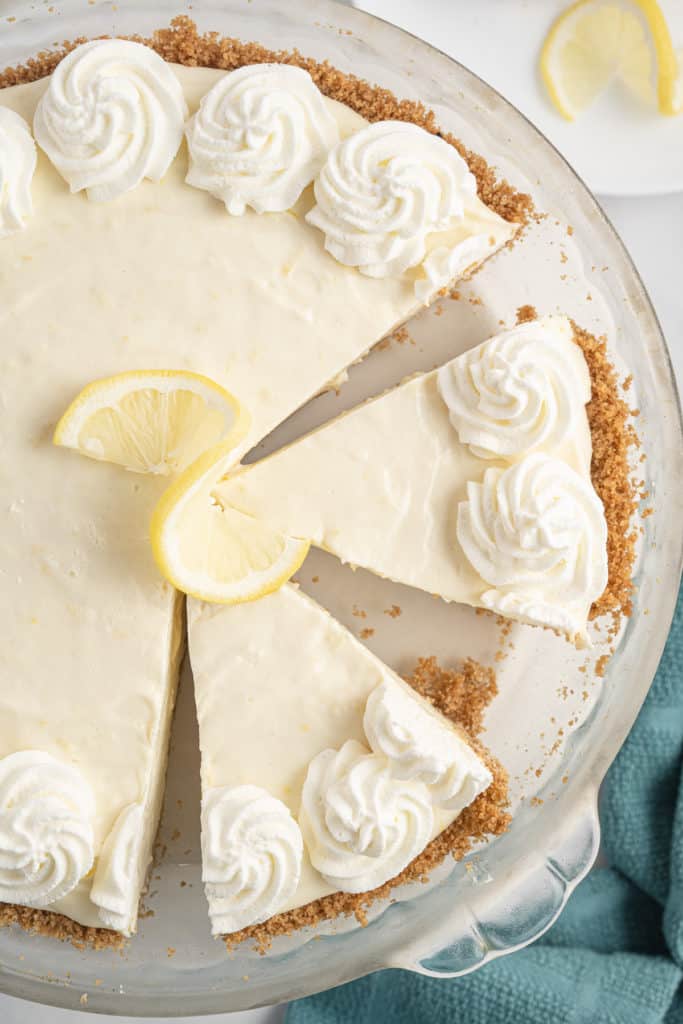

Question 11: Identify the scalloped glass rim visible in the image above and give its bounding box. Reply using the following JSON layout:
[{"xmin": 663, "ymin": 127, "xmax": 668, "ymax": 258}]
[{"xmin": 0, "ymin": 0, "xmax": 681, "ymax": 1016}]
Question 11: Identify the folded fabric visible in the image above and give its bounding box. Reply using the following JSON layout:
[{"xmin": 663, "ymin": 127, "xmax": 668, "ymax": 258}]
[{"xmin": 287, "ymin": 584, "xmax": 683, "ymax": 1024}]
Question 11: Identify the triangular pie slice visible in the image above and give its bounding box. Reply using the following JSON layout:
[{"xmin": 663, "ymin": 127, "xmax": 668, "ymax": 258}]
[
  {"xmin": 215, "ymin": 316, "xmax": 608, "ymax": 642},
  {"xmin": 189, "ymin": 583, "xmax": 493, "ymax": 937},
  {"xmin": 0, "ymin": 43, "xmax": 517, "ymax": 939}
]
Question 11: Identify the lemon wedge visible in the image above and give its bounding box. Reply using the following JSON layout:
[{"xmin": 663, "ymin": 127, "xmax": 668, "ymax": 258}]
[
  {"xmin": 150, "ymin": 443, "xmax": 310, "ymax": 604},
  {"xmin": 540, "ymin": 0, "xmax": 680, "ymax": 121},
  {"xmin": 54, "ymin": 370, "xmax": 250, "ymax": 475}
]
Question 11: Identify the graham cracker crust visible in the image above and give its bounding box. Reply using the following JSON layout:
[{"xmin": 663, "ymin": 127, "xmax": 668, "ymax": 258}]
[
  {"xmin": 0, "ymin": 903, "xmax": 122, "ymax": 951},
  {"xmin": 0, "ymin": 20, "xmax": 637, "ymax": 952},
  {"xmin": 576, "ymin": 324, "xmax": 639, "ymax": 629}
]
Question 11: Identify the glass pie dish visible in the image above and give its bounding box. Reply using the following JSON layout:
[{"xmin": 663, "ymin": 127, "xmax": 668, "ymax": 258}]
[{"xmin": 0, "ymin": 0, "xmax": 681, "ymax": 1015}]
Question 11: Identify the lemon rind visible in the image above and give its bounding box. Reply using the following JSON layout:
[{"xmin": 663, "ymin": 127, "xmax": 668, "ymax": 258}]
[
  {"xmin": 150, "ymin": 441, "xmax": 310, "ymax": 605},
  {"xmin": 53, "ymin": 369, "xmax": 248, "ymax": 465}
]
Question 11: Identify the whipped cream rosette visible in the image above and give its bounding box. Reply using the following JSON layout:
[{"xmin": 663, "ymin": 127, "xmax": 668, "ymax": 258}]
[
  {"xmin": 457, "ymin": 453, "xmax": 608, "ymax": 639},
  {"xmin": 34, "ymin": 39, "xmax": 187, "ymax": 201},
  {"xmin": 201, "ymin": 784, "xmax": 303, "ymax": 934},
  {"xmin": 438, "ymin": 316, "xmax": 591, "ymax": 461},
  {"xmin": 299, "ymin": 739, "xmax": 434, "ymax": 893},
  {"xmin": 0, "ymin": 751, "xmax": 95, "ymax": 907},
  {"xmin": 364, "ymin": 680, "xmax": 492, "ymax": 811},
  {"xmin": 306, "ymin": 120, "xmax": 477, "ymax": 278},
  {"xmin": 186, "ymin": 63, "xmax": 339, "ymax": 214}
]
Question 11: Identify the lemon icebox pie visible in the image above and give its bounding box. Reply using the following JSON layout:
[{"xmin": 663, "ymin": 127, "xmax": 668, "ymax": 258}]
[{"xmin": 0, "ymin": 22, "xmax": 635, "ymax": 948}]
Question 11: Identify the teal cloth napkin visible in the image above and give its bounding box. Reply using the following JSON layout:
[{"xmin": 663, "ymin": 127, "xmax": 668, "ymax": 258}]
[{"xmin": 287, "ymin": 584, "xmax": 683, "ymax": 1024}]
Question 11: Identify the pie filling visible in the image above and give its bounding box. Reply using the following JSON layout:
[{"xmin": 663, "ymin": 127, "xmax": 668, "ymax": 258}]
[
  {"xmin": 0, "ymin": 29, "xmax": 635, "ymax": 947},
  {"xmin": 190, "ymin": 585, "xmax": 493, "ymax": 937},
  {"xmin": 216, "ymin": 316, "xmax": 607, "ymax": 646}
]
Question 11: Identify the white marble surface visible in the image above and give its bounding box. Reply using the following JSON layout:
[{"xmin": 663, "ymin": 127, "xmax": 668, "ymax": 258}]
[
  {"xmin": 1, "ymin": 4, "xmax": 681, "ymax": 1022},
  {"xmin": 0, "ymin": 996, "xmax": 285, "ymax": 1024}
]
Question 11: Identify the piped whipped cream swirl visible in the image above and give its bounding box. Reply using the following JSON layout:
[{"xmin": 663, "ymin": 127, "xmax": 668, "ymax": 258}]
[
  {"xmin": 306, "ymin": 120, "xmax": 477, "ymax": 278},
  {"xmin": 457, "ymin": 453, "xmax": 608, "ymax": 637},
  {"xmin": 201, "ymin": 784, "xmax": 303, "ymax": 934},
  {"xmin": 186, "ymin": 64, "xmax": 339, "ymax": 214},
  {"xmin": 33, "ymin": 39, "xmax": 187, "ymax": 202},
  {"xmin": 299, "ymin": 739, "xmax": 433, "ymax": 893},
  {"xmin": 0, "ymin": 108, "xmax": 37, "ymax": 238},
  {"xmin": 90, "ymin": 802, "xmax": 144, "ymax": 933},
  {"xmin": 438, "ymin": 317, "xmax": 591, "ymax": 460},
  {"xmin": 0, "ymin": 750, "xmax": 95, "ymax": 907},
  {"xmin": 364, "ymin": 680, "xmax": 492, "ymax": 811}
]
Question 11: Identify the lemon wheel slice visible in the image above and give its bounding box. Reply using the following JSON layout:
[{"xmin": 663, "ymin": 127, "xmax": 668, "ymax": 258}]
[
  {"xmin": 150, "ymin": 443, "xmax": 310, "ymax": 604},
  {"xmin": 54, "ymin": 370, "xmax": 250, "ymax": 475},
  {"xmin": 540, "ymin": 0, "xmax": 680, "ymax": 121}
]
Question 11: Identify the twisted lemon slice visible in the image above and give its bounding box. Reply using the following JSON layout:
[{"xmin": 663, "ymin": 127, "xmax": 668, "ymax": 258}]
[
  {"xmin": 54, "ymin": 370, "xmax": 249, "ymax": 475},
  {"xmin": 541, "ymin": 0, "xmax": 680, "ymax": 120},
  {"xmin": 150, "ymin": 443, "xmax": 310, "ymax": 604},
  {"xmin": 56, "ymin": 369, "xmax": 306, "ymax": 602}
]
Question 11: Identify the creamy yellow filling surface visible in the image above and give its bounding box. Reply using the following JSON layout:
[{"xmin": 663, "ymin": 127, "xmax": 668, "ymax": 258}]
[{"xmin": 0, "ymin": 65, "xmax": 512, "ymax": 931}]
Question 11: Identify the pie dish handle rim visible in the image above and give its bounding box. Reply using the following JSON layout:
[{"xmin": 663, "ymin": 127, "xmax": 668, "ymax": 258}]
[{"xmin": 386, "ymin": 788, "xmax": 600, "ymax": 978}]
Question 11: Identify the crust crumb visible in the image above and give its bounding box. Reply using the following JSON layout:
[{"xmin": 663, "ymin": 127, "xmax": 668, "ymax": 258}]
[
  {"xmin": 375, "ymin": 325, "xmax": 416, "ymax": 351},
  {"xmin": 595, "ymin": 654, "xmax": 610, "ymax": 677},
  {"xmin": 408, "ymin": 655, "xmax": 497, "ymax": 736},
  {"xmin": 516, "ymin": 304, "xmax": 538, "ymax": 324}
]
